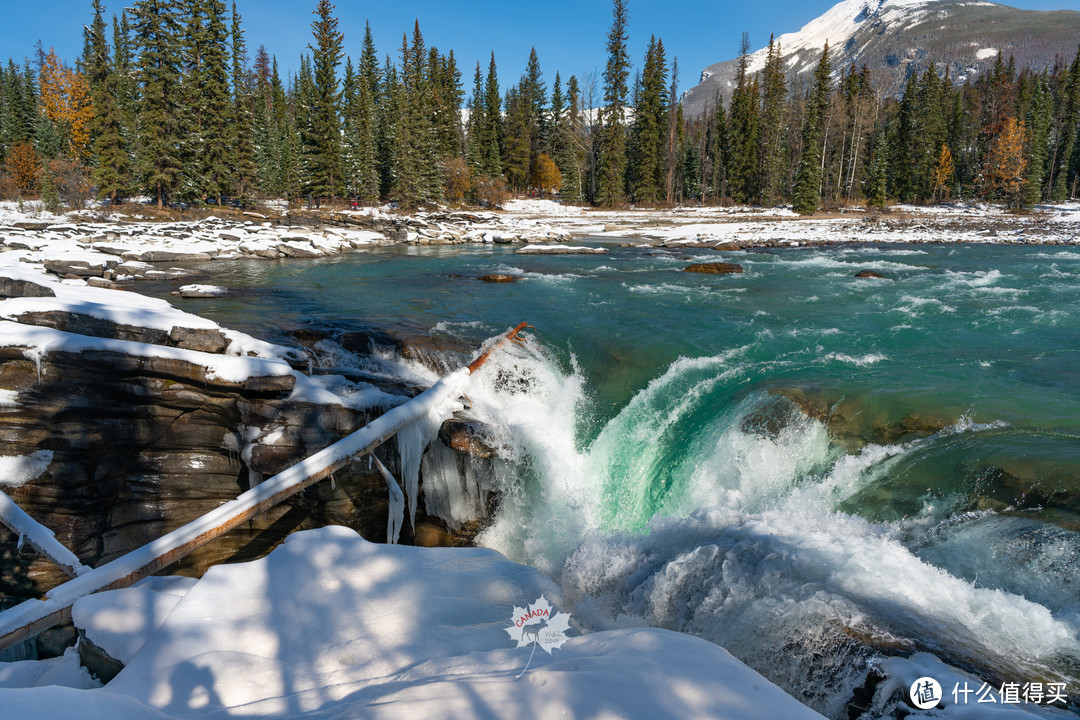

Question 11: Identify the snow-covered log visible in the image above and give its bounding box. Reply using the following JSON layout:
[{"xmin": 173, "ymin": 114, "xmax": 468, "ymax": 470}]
[
  {"xmin": 0, "ymin": 323, "xmax": 531, "ymax": 653},
  {"xmin": 0, "ymin": 490, "xmax": 87, "ymax": 579}
]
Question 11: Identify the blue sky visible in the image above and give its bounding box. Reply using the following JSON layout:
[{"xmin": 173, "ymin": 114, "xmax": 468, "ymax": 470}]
[{"xmin": 3, "ymin": 0, "xmax": 1079, "ymax": 95}]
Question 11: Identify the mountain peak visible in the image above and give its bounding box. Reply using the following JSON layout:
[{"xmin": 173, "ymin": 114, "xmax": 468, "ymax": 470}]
[{"xmin": 684, "ymin": 0, "xmax": 1076, "ymax": 118}]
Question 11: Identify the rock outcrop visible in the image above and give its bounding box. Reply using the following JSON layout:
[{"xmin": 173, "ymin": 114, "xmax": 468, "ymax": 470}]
[{"xmin": 0, "ymin": 283, "xmax": 500, "ymax": 637}]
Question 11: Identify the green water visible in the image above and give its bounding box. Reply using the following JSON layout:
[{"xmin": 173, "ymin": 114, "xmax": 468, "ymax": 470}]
[{"xmin": 153, "ymin": 241, "xmax": 1080, "ymax": 718}]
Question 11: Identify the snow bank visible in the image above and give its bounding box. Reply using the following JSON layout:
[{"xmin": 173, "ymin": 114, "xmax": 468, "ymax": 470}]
[
  {"xmin": 0, "ymin": 527, "xmax": 825, "ymax": 720},
  {"xmin": 0, "ymin": 450, "xmax": 53, "ymax": 489}
]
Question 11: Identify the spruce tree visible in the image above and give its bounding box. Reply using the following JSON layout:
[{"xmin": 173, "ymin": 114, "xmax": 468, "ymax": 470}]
[
  {"xmin": 200, "ymin": 0, "xmax": 233, "ymax": 202},
  {"xmin": 480, "ymin": 52, "xmax": 503, "ymax": 178},
  {"xmin": 132, "ymin": 0, "xmax": 183, "ymax": 208},
  {"xmin": 307, "ymin": 0, "xmax": 344, "ymax": 198},
  {"xmin": 759, "ymin": 35, "xmax": 786, "ymax": 207},
  {"xmin": 392, "ymin": 23, "xmax": 441, "ymax": 207},
  {"xmin": 465, "ymin": 61, "xmax": 485, "ymax": 171},
  {"xmin": 86, "ymin": 0, "xmax": 129, "ymax": 203},
  {"xmin": 1023, "ymin": 76, "xmax": 1051, "ymax": 208},
  {"xmin": 727, "ymin": 33, "xmax": 761, "ymax": 204},
  {"xmin": 375, "ymin": 55, "xmax": 400, "ymax": 198},
  {"xmin": 353, "ymin": 22, "xmax": 379, "ymax": 202},
  {"xmin": 627, "ymin": 36, "xmax": 667, "ymax": 204},
  {"xmin": 230, "ymin": 1, "xmax": 255, "ymax": 201},
  {"xmin": 792, "ymin": 42, "xmax": 832, "ymax": 215},
  {"xmin": 596, "ymin": 0, "xmax": 630, "ymax": 205}
]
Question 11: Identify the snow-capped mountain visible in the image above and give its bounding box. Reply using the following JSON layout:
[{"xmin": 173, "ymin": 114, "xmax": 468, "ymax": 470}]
[{"xmin": 682, "ymin": 0, "xmax": 1080, "ymax": 117}]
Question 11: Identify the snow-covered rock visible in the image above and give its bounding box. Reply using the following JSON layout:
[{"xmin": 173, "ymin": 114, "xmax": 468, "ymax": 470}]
[{"xmin": 1, "ymin": 527, "xmax": 825, "ymax": 720}]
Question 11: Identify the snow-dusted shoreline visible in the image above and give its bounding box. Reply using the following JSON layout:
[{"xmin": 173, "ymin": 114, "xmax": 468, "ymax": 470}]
[{"xmin": 1, "ymin": 198, "xmax": 1077, "ymax": 291}]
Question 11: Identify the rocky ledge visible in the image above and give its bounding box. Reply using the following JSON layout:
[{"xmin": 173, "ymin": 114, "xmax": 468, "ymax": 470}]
[{"xmin": 0, "ymin": 271, "xmax": 502, "ymax": 637}]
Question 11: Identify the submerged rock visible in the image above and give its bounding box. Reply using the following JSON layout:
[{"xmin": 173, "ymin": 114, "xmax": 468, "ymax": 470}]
[
  {"xmin": 683, "ymin": 262, "xmax": 745, "ymax": 275},
  {"xmin": 477, "ymin": 273, "xmax": 519, "ymax": 283},
  {"xmin": 854, "ymin": 270, "xmax": 889, "ymax": 279}
]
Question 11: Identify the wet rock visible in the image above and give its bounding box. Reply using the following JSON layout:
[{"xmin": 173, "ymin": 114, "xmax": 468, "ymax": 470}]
[
  {"xmin": 683, "ymin": 262, "xmax": 745, "ymax": 275},
  {"xmin": 712, "ymin": 242, "xmax": 742, "ymax": 251},
  {"xmin": 438, "ymin": 419, "xmax": 498, "ymax": 459},
  {"xmin": 854, "ymin": 270, "xmax": 889, "ymax": 279},
  {"xmin": 478, "ymin": 274, "xmax": 519, "ymax": 283}
]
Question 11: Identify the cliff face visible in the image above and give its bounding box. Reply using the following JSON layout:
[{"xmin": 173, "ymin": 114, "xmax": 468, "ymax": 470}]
[
  {"xmin": 682, "ymin": 0, "xmax": 1080, "ymax": 118},
  {"xmin": 0, "ymin": 281, "xmax": 492, "ymax": 615}
]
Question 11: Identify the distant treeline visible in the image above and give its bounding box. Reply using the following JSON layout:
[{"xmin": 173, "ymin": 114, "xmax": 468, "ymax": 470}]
[{"xmin": 0, "ymin": 0, "xmax": 1077, "ymax": 212}]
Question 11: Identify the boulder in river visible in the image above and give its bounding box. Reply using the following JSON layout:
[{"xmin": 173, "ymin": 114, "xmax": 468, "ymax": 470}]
[
  {"xmin": 478, "ymin": 274, "xmax": 519, "ymax": 283},
  {"xmin": 683, "ymin": 262, "xmax": 744, "ymax": 275},
  {"xmin": 854, "ymin": 270, "xmax": 889, "ymax": 279}
]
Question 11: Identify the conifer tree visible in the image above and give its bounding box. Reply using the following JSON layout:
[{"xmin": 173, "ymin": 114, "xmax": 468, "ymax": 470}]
[
  {"xmin": 627, "ymin": 35, "xmax": 667, "ymax": 203},
  {"xmin": 1023, "ymin": 76, "xmax": 1051, "ymax": 207},
  {"xmin": 307, "ymin": 0, "xmax": 344, "ymax": 197},
  {"xmin": 375, "ymin": 55, "xmax": 400, "ymax": 198},
  {"xmin": 727, "ymin": 33, "xmax": 761, "ymax": 204},
  {"xmin": 465, "ymin": 61, "xmax": 485, "ymax": 171},
  {"xmin": 230, "ymin": 1, "xmax": 255, "ymax": 200},
  {"xmin": 865, "ymin": 128, "xmax": 889, "ymax": 208},
  {"xmin": 392, "ymin": 23, "xmax": 441, "ymax": 207},
  {"xmin": 758, "ymin": 35, "xmax": 786, "ymax": 207},
  {"xmin": 132, "ymin": 0, "xmax": 183, "ymax": 208},
  {"xmin": 352, "ymin": 22, "xmax": 379, "ymax": 202},
  {"xmin": 87, "ymin": 0, "xmax": 128, "ymax": 203},
  {"xmin": 559, "ymin": 74, "xmax": 586, "ymax": 204},
  {"xmin": 502, "ymin": 85, "xmax": 530, "ymax": 190},
  {"xmin": 596, "ymin": 0, "xmax": 630, "ymax": 205},
  {"xmin": 480, "ymin": 52, "xmax": 503, "ymax": 178},
  {"xmin": 792, "ymin": 43, "xmax": 832, "ymax": 215},
  {"xmin": 200, "ymin": 0, "xmax": 233, "ymax": 202}
]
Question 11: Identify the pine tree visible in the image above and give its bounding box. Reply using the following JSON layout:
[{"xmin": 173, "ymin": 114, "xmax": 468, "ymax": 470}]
[
  {"xmin": 559, "ymin": 74, "xmax": 586, "ymax": 204},
  {"xmin": 375, "ymin": 55, "xmax": 400, "ymax": 198},
  {"xmin": 520, "ymin": 47, "xmax": 547, "ymax": 184},
  {"xmin": 792, "ymin": 43, "xmax": 832, "ymax": 215},
  {"xmin": 1023, "ymin": 76, "xmax": 1051, "ymax": 208},
  {"xmin": 465, "ymin": 61, "xmax": 484, "ymax": 171},
  {"xmin": 758, "ymin": 35, "xmax": 786, "ymax": 207},
  {"xmin": 627, "ymin": 35, "xmax": 667, "ymax": 203},
  {"xmin": 480, "ymin": 52, "xmax": 503, "ymax": 178},
  {"xmin": 865, "ymin": 128, "xmax": 889, "ymax": 208},
  {"xmin": 200, "ymin": 0, "xmax": 233, "ymax": 202},
  {"xmin": 87, "ymin": 0, "xmax": 129, "ymax": 203},
  {"xmin": 132, "ymin": 0, "xmax": 183, "ymax": 208},
  {"xmin": 307, "ymin": 0, "xmax": 344, "ymax": 198},
  {"xmin": 353, "ymin": 22, "xmax": 379, "ymax": 202},
  {"xmin": 230, "ymin": 1, "xmax": 255, "ymax": 201},
  {"xmin": 596, "ymin": 0, "xmax": 630, "ymax": 205},
  {"xmin": 392, "ymin": 23, "xmax": 441, "ymax": 207},
  {"xmin": 502, "ymin": 85, "xmax": 530, "ymax": 190},
  {"xmin": 727, "ymin": 33, "xmax": 761, "ymax": 204}
]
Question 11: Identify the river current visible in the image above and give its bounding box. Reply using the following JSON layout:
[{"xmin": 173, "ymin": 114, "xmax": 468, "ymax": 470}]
[{"xmin": 152, "ymin": 241, "xmax": 1080, "ymax": 718}]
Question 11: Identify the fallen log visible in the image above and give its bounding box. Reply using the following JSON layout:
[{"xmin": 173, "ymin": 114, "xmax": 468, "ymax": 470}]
[
  {"xmin": 0, "ymin": 491, "xmax": 87, "ymax": 579},
  {"xmin": 0, "ymin": 322, "xmax": 530, "ymax": 653}
]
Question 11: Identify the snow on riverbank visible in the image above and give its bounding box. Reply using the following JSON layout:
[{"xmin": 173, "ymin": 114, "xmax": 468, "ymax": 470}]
[{"xmin": 0, "ymin": 527, "xmax": 825, "ymax": 719}]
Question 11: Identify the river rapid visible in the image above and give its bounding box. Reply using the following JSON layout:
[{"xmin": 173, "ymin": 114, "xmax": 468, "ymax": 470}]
[{"xmin": 152, "ymin": 240, "xmax": 1080, "ymax": 719}]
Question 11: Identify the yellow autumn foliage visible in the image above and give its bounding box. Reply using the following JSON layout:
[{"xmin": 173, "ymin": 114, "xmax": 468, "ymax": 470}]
[{"xmin": 39, "ymin": 49, "xmax": 93, "ymax": 162}]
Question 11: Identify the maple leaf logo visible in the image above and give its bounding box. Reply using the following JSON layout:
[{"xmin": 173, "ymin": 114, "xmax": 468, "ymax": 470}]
[{"xmin": 505, "ymin": 595, "xmax": 572, "ymax": 659}]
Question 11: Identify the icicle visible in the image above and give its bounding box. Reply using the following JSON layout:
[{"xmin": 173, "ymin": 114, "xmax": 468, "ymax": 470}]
[
  {"xmin": 371, "ymin": 454, "xmax": 404, "ymax": 544},
  {"xmin": 16, "ymin": 534, "xmax": 25, "ymax": 551},
  {"xmin": 395, "ymin": 413, "xmax": 445, "ymax": 531},
  {"xmin": 330, "ymin": 473, "xmax": 336, "ymax": 491}
]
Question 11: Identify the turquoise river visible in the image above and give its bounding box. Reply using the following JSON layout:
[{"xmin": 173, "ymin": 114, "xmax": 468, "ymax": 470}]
[{"xmin": 151, "ymin": 240, "xmax": 1080, "ymax": 719}]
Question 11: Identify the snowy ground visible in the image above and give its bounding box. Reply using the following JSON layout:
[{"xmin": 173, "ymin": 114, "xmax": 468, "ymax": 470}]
[{"xmin": 0, "ymin": 528, "xmax": 826, "ymax": 720}]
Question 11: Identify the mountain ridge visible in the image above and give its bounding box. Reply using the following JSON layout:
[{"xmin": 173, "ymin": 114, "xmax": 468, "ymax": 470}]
[{"xmin": 682, "ymin": 0, "xmax": 1080, "ymax": 118}]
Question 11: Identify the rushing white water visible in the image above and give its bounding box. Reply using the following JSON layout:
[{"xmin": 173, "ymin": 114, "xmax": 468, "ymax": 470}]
[{"xmin": 414, "ymin": 334, "xmax": 1080, "ymax": 719}]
